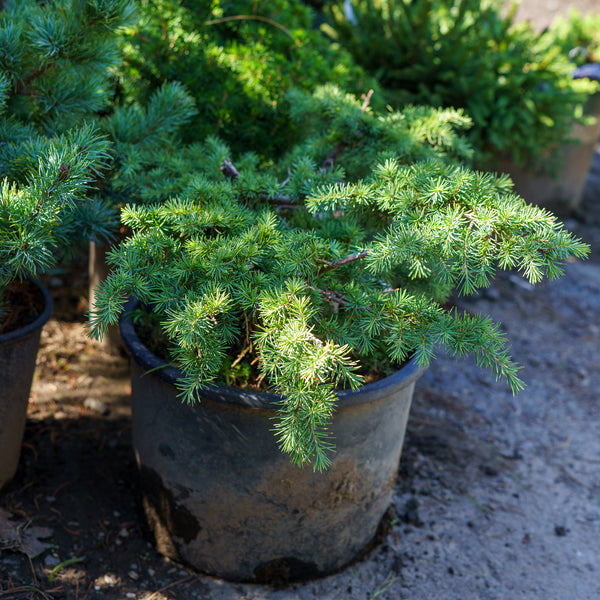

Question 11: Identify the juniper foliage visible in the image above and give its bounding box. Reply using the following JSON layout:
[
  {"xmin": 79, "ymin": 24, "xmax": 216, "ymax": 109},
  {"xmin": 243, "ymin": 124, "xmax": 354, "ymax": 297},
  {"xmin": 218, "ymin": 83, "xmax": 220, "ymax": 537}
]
[{"xmin": 88, "ymin": 140, "xmax": 589, "ymax": 470}]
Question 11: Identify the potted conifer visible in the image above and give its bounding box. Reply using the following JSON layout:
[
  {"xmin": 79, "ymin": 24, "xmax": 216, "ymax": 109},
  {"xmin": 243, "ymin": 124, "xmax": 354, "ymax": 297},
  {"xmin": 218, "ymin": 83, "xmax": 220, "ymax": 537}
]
[
  {"xmin": 0, "ymin": 0, "xmax": 134, "ymax": 490},
  {"xmin": 88, "ymin": 105, "xmax": 588, "ymax": 580},
  {"xmin": 324, "ymin": 0, "xmax": 599, "ymax": 214}
]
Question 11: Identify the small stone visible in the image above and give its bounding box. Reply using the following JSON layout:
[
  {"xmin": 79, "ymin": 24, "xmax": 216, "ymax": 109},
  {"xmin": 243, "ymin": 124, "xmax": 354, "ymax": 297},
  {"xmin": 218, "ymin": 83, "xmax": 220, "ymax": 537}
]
[
  {"xmin": 126, "ymin": 594, "xmax": 136, "ymax": 599},
  {"xmin": 481, "ymin": 465, "xmax": 498, "ymax": 477},
  {"xmin": 96, "ymin": 573, "xmax": 117, "ymax": 587},
  {"xmin": 128, "ymin": 570, "xmax": 140, "ymax": 581},
  {"xmin": 508, "ymin": 274, "xmax": 534, "ymax": 291},
  {"xmin": 147, "ymin": 567, "xmax": 155, "ymax": 577},
  {"xmin": 555, "ymin": 525, "xmax": 568, "ymax": 537},
  {"xmin": 84, "ymin": 397, "xmax": 110, "ymax": 415},
  {"xmin": 119, "ymin": 528, "xmax": 130, "ymax": 538},
  {"xmin": 44, "ymin": 554, "xmax": 61, "ymax": 568},
  {"xmin": 482, "ymin": 287, "xmax": 501, "ymax": 301}
]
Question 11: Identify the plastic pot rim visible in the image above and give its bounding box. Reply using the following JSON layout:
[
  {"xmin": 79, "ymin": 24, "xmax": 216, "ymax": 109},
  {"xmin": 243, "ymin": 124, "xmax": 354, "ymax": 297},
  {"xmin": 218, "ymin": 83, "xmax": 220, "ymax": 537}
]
[
  {"xmin": 0, "ymin": 279, "xmax": 54, "ymax": 346},
  {"xmin": 119, "ymin": 298, "xmax": 423, "ymax": 410}
]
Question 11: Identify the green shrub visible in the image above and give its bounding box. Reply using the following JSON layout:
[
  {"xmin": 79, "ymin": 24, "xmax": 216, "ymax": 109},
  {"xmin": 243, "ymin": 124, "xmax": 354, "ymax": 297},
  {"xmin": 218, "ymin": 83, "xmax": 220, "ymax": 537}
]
[
  {"xmin": 545, "ymin": 8, "xmax": 600, "ymax": 66},
  {"xmin": 88, "ymin": 135, "xmax": 588, "ymax": 470},
  {"xmin": 324, "ymin": 0, "xmax": 598, "ymax": 170},
  {"xmin": 116, "ymin": 0, "xmax": 379, "ymax": 158}
]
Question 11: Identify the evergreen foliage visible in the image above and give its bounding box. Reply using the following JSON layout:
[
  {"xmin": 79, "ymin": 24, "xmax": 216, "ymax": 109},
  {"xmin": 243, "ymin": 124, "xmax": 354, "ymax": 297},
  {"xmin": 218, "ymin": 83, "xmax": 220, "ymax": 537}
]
[
  {"xmin": 0, "ymin": 0, "xmax": 198, "ymax": 321},
  {"xmin": 0, "ymin": 0, "xmax": 136, "ymax": 321},
  {"xmin": 115, "ymin": 0, "xmax": 378, "ymax": 157},
  {"xmin": 324, "ymin": 0, "xmax": 598, "ymax": 170},
  {"xmin": 107, "ymin": 85, "xmax": 474, "ymax": 205},
  {"xmin": 88, "ymin": 138, "xmax": 589, "ymax": 470},
  {"xmin": 283, "ymin": 84, "xmax": 474, "ymax": 179},
  {"xmin": 544, "ymin": 8, "xmax": 600, "ymax": 67}
]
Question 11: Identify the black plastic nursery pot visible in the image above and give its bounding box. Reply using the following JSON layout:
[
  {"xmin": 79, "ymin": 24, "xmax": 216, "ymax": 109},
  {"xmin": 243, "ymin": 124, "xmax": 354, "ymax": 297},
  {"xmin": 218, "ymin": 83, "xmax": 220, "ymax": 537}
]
[
  {"xmin": 119, "ymin": 299, "xmax": 423, "ymax": 582},
  {"xmin": 0, "ymin": 279, "xmax": 53, "ymax": 491}
]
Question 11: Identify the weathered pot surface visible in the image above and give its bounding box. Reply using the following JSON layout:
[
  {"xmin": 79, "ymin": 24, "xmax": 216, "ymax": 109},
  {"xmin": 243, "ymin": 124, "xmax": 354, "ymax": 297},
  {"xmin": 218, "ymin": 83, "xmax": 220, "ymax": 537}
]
[{"xmin": 120, "ymin": 299, "xmax": 422, "ymax": 582}]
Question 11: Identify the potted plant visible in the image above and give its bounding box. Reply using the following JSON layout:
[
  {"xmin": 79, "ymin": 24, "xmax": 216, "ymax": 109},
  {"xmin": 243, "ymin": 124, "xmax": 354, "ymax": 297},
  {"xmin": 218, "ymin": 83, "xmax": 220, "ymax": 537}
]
[
  {"xmin": 323, "ymin": 0, "xmax": 599, "ymax": 213},
  {"xmin": 88, "ymin": 121, "xmax": 588, "ymax": 580},
  {"xmin": 491, "ymin": 8, "xmax": 600, "ymax": 215},
  {"xmin": 0, "ymin": 125, "xmax": 113, "ymax": 490},
  {"xmin": 0, "ymin": 0, "xmax": 135, "ymax": 490}
]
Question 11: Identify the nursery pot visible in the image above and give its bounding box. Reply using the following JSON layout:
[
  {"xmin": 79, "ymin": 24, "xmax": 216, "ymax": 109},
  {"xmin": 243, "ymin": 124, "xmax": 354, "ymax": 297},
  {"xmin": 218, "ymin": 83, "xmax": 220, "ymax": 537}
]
[
  {"xmin": 120, "ymin": 300, "xmax": 423, "ymax": 582},
  {"xmin": 0, "ymin": 279, "xmax": 53, "ymax": 490},
  {"xmin": 494, "ymin": 64, "xmax": 600, "ymax": 216}
]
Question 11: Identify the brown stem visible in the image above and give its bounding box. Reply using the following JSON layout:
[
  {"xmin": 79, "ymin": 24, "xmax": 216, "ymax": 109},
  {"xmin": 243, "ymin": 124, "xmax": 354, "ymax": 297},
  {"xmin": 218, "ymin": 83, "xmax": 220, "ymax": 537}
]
[
  {"xmin": 361, "ymin": 89, "xmax": 374, "ymax": 113},
  {"xmin": 317, "ymin": 250, "xmax": 369, "ymax": 273},
  {"xmin": 9, "ymin": 63, "xmax": 55, "ymax": 98},
  {"xmin": 320, "ymin": 143, "xmax": 347, "ymax": 173},
  {"xmin": 220, "ymin": 158, "xmax": 239, "ymax": 181},
  {"xmin": 310, "ymin": 286, "xmax": 350, "ymax": 307}
]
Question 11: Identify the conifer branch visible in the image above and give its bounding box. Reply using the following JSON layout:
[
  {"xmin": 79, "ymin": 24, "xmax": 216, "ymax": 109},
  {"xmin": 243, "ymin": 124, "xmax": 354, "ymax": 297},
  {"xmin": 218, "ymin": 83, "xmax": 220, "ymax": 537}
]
[{"xmin": 204, "ymin": 15, "xmax": 296, "ymax": 41}]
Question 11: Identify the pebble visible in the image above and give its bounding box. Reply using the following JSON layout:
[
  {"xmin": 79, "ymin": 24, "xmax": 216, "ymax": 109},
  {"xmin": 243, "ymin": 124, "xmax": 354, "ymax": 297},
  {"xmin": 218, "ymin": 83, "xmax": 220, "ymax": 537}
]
[
  {"xmin": 95, "ymin": 573, "xmax": 117, "ymax": 588},
  {"xmin": 84, "ymin": 397, "xmax": 110, "ymax": 415},
  {"xmin": 128, "ymin": 570, "xmax": 140, "ymax": 580},
  {"xmin": 44, "ymin": 554, "xmax": 61, "ymax": 568}
]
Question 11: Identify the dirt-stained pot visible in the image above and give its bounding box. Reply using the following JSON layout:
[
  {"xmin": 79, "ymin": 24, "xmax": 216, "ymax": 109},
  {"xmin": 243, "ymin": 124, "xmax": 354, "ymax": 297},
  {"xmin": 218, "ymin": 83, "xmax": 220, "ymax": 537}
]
[
  {"xmin": 0, "ymin": 279, "xmax": 53, "ymax": 491},
  {"xmin": 119, "ymin": 299, "xmax": 423, "ymax": 582}
]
